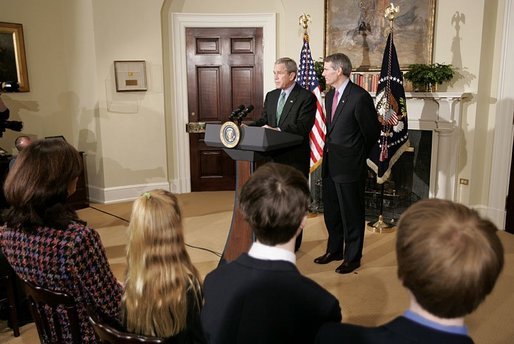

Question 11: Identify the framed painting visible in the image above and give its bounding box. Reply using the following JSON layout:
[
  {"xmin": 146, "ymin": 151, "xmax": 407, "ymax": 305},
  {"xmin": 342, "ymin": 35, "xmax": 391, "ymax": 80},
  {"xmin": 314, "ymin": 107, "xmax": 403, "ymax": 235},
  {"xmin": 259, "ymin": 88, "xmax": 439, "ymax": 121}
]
[
  {"xmin": 114, "ymin": 60, "xmax": 148, "ymax": 92},
  {"xmin": 325, "ymin": 0, "xmax": 436, "ymax": 71},
  {"xmin": 0, "ymin": 22, "xmax": 30, "ymax": 92}
]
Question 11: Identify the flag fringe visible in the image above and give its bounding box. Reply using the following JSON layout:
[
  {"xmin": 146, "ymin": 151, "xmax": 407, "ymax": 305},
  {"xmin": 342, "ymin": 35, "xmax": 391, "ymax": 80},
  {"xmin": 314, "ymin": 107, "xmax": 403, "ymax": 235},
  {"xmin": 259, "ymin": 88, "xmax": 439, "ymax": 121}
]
[
  {"xmin": 367, "ymin": 139, "xmax": 410, "ymax": 184},
  {"xmin": 310, "ymin": 159, "xmax": 322, "ymax": 174}
]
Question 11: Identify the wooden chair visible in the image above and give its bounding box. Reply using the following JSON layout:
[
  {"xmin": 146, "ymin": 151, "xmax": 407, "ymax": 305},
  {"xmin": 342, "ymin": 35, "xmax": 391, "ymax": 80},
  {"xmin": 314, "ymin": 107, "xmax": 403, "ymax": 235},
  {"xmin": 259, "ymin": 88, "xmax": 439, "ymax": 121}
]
[
  {"xmin": 88, "ymin": 311, "xmax": 172, "ymax": 344},
  {"xmin": 0, "ymin": 267, "xmax": 20, "ymax": 337},
  {"xmin": 21, "ymin": 279, "xmax": 82, "ymax": 343}
]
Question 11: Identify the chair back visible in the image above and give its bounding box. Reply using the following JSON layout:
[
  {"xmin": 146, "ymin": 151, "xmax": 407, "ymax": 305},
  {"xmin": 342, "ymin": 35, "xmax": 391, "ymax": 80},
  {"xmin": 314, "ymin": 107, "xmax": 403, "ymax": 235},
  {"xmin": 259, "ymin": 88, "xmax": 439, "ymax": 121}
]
[
  {"xmin": 0, "ymin": 264, "xmax": 20, "ymax": 337},
  {"xmin": 88, "ymin": 312, "xmax": 172, "ymax": 344},
  {"xmin": 21, "ymin": 279, "xmax": 82, "ymax": 343}
]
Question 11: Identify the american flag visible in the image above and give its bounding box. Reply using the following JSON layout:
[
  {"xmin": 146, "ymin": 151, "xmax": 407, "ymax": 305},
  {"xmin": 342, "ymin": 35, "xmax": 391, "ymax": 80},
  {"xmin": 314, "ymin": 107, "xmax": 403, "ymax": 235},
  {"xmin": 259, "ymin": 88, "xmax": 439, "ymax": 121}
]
[
  {"xmin": 297, "ymin": 34, "xmax": 326, "ymax": 173},
  {"xmin": 367, "ymin": 32, "xmax": 409, "ymax": 183}
]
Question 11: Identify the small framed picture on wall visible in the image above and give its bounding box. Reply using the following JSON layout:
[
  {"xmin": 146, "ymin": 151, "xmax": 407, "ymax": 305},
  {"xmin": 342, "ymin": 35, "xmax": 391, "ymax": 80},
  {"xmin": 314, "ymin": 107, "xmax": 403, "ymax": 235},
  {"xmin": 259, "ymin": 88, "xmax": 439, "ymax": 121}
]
[{"xmin": 114, "ymin": 60, "xmax": 147, "ymax": 92}]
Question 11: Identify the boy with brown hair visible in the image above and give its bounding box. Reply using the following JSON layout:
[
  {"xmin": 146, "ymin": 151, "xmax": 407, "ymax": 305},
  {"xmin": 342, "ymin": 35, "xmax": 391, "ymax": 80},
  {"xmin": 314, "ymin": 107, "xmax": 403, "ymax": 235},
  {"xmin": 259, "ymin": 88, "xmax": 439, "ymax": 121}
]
[
  {"xmin": 202, "ymin": 163, "xmax": 341, "ymax": 344},
  {"xmin": 316, "ymin": 198, "xmax": 504, "ymax": 344}
]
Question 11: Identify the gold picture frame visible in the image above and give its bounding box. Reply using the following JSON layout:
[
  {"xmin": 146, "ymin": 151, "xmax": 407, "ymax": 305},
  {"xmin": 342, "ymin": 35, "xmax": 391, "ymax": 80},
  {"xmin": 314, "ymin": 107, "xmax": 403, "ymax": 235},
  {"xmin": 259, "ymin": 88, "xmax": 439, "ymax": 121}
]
[
  {"xmin": 324, "ymin": 0, "xmax": 436, "ymax": 71},
  {"xmin": 0, "ymin": 22, "xmax": 30, "ymax": 92},
  {"xmin": 114, "ymin": 60, "xmax": 148, "ymax": 92}
]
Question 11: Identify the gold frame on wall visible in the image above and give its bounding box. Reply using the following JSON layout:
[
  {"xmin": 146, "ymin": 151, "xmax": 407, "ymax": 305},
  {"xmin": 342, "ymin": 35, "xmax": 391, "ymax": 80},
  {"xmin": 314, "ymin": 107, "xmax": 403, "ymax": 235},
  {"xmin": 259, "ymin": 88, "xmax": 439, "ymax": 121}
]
[
  {"xmin": 0, "ymin": 22, "xmax": 30, "ymax": 92},
  {"xmin": 324, "ymin": 0, "xmax": 436, "ymax": 71}
]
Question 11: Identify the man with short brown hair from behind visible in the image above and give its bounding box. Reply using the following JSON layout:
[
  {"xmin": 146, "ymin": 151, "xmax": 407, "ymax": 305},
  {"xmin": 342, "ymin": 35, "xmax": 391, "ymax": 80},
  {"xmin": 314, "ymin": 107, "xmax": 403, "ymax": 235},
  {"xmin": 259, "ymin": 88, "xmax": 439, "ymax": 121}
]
[
  {"xmin": 202, "ymin": 163, "xmax": 341, "ymax": 344},
  {"xmin": 316, "ymin": 198, "xmax": 504, "ymax": 344}
]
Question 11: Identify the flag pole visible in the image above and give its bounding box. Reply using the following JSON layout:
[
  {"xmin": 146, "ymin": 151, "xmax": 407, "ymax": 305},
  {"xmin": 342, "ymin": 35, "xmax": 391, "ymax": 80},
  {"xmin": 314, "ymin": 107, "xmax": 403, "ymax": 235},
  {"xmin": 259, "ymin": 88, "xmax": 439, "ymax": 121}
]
[
  {"xmin": 367, "ymin": 4, "xmax": 400, "ymax": 234},
  {"xmin": 367, "ymin": 184, "xmax": 395, "ymax": 233},
  {"xmin": 299, "ymin": 13, "xmax": 311, "ymax": 39},
  {"xmin": 298, "ymin": 13, "xmax": 325, "ymax": 214}
]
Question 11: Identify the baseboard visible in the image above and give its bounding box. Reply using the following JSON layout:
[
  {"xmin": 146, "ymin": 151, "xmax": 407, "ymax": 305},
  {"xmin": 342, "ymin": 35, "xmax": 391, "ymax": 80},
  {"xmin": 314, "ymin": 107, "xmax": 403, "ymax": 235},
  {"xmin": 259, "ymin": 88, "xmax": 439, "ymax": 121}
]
[
  {"xmin": 472, "ymin": 204, "xmax": 506, "ymax": 231},
  {"xmin": 486, "ymin": 207, "xmax": 507, "ymax": 231},
  {"xmin": 88, "ymin": 182, "xmax": 171, "ymax": 204},
  {"xmin": 169, "ymin": 177, "xmax": 191, "ymax": 193}
]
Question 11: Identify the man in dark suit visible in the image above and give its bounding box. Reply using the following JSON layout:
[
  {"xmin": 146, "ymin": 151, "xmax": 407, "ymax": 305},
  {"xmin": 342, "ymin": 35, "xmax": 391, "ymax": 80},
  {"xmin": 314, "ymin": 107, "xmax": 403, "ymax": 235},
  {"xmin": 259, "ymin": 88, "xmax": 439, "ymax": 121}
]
[
  {"xmin": 313, "ymin": 53, "xmax": 380, "ymax": 274},
  {"xmin": 250, "ymin": 57, "xmax": 316, "ymax": 251},
  {"xmin": 201, "ymin": 163, "xmax": 342, "ymax": 344},
  {"xmin": 250, "ymin": 57, "xmax": 316, "ymax": 178},
  {"xmin": 315, "ymin": 199, "xmax": 504, "ymax": 344}
]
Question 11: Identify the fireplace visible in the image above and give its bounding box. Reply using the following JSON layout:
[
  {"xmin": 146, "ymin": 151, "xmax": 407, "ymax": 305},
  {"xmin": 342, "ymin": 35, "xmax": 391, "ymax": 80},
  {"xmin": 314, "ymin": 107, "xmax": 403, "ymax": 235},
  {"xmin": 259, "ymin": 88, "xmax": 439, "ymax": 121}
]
[{"xmin": 365, "ymin": 130, "xmax": 432, "ymax": 223}]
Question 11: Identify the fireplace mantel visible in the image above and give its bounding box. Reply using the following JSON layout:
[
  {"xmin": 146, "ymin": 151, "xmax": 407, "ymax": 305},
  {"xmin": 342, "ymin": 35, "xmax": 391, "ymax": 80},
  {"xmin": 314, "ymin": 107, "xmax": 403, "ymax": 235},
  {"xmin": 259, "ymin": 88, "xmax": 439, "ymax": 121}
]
[{"xmin": 386, "ymin": 92, "xmax": 472, "ymax": 200}]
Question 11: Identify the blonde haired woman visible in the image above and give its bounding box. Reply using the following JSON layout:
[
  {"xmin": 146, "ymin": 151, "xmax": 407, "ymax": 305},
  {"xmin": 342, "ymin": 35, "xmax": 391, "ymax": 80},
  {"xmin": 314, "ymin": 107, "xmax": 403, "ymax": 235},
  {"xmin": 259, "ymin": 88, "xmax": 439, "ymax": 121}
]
[{"xmin": 121, "ymin": 189, "xmax": 205, "ymax": 343}]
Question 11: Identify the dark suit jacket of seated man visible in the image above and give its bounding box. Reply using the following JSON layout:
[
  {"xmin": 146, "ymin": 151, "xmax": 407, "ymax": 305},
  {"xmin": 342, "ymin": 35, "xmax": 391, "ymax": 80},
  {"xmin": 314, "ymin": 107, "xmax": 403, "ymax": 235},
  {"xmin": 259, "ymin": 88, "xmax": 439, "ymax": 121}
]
[{"xmin": 201, "ymin": 163, "xmax": 342, "ymax": 344}]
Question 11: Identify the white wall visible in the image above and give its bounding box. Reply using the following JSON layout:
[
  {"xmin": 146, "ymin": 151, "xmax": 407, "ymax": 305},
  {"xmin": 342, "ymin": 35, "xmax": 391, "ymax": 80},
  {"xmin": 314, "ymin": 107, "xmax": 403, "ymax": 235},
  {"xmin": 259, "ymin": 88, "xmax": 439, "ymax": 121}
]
[
  {"xmin": 1, "ymin": 0, "xmax": 75, "ymax": 145},
  {"xmin": 0, "ymin": 0, "xmax": 168, "ymax": 203},
  {"xmin": 88, "ymin": 0, "xmax": 168, "ymax": 202},
  {"xmin": 433, "ymin": 0, "xmax": 486, "ymax": 207}
]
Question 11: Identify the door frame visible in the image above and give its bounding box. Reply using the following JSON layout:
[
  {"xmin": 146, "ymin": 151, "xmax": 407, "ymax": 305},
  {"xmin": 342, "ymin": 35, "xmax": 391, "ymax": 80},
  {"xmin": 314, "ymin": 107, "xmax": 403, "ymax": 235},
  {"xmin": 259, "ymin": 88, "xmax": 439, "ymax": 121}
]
[
  {"xmin": 167, "ymin": 13, "xmax": 276, "ymax": 193},
  {"xmin": 488, "ymin": 0, "xmax": 514, "ymax": 229}
]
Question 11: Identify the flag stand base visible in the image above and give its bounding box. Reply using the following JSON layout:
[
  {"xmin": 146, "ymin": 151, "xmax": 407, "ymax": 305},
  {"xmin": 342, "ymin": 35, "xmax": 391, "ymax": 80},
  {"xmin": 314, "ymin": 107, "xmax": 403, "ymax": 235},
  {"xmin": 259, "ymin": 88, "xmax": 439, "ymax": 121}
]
[{"xmin": 366, "ymin": 215, "xmax": 396, "ymax": 233}]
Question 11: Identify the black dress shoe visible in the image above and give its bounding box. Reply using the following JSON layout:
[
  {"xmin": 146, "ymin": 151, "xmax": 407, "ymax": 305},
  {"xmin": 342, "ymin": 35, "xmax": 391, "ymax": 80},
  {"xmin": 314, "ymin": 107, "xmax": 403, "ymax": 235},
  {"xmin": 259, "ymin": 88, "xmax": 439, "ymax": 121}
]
[
  {"xmin": 314, "ymin": 252, "xmax": 344, "ymax": 264},
  {"xmin": 335, "ymin": 261, "xmax": 361, "ymax": 274}
]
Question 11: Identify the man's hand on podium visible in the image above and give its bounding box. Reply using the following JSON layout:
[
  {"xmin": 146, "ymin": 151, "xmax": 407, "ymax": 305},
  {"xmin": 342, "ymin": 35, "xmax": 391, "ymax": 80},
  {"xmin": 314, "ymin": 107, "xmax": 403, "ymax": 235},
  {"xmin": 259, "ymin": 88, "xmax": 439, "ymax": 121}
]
[{"xmin": 262, "ymin": 125, "xmax": 280, "ymax": 131}]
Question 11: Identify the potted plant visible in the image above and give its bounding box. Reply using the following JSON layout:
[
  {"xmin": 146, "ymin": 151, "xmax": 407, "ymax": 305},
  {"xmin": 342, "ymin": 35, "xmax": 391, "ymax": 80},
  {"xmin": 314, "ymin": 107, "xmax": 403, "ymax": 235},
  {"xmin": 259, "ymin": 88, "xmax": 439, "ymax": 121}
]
[
  {"xmin": 404, "ymin": 63, "xmax": 455, "ymax": 92},
  {"xmin": 314, "ymin": 59, "xmax": 327, "ymax": 91}
]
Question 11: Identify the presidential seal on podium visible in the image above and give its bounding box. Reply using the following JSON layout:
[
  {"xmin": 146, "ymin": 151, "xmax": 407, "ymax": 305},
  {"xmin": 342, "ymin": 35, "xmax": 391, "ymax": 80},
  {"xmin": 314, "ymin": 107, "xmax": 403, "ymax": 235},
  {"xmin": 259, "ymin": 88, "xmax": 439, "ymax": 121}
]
[{"xmin": 219, "ymin": 121, "xmax": 240, "ymax": 148}]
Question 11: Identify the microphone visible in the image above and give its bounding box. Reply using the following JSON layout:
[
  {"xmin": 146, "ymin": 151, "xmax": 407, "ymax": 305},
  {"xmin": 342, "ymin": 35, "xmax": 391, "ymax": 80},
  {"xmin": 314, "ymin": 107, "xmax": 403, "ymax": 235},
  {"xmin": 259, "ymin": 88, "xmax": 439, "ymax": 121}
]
[
  {"xmin": 229, "ymin": 104, "xmax": 245, "ymax": 120},
  {"xmin": 238, "ymin": 105, "xmax": 254, "ymax": 119}
]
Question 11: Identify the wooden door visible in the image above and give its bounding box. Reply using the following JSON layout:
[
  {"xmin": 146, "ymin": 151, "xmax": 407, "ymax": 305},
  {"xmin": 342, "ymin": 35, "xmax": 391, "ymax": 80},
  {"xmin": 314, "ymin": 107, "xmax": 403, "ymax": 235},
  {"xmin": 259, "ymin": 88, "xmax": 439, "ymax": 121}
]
[{"xmin": 186, "ymin": 27, "xmax": 263, "ymax": 191}]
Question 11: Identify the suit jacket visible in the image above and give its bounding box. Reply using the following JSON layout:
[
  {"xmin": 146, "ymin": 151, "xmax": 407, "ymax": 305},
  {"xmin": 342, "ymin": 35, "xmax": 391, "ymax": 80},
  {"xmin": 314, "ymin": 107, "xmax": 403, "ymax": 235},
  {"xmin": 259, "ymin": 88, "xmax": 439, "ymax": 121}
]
[
  {"xmin": 322, "ymin": 81, "xmax": 380, "ymax": 183},
  {"xmin": 251, "ymin": 83, "xmax": 316, "ymax": 176},
  {"xmin": 315, "ymin": 316, "xmax": 474, "ymax": 344},
  {"xmin": 201, "ymin": 254, "xmax": 342, "ymax": 344}
]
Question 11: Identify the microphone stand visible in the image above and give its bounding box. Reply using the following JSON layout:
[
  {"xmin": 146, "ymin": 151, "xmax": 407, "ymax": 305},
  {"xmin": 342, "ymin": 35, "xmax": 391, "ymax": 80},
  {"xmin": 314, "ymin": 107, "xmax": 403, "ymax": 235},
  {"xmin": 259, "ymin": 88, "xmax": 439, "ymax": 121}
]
[
  {"xmin": 234, "ymin": 106, "xmax": 254, "ymax": 125},
  {"xmin": 232, "ymin": 115, "xmax": 243, "ymax": 126}
]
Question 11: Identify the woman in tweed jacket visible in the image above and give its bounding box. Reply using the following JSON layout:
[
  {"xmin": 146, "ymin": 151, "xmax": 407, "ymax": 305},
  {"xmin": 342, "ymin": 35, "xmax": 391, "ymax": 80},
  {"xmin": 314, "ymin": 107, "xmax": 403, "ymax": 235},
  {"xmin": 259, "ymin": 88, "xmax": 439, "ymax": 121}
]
[{"xmin": 0, "ymin": 138, "xmax": 123, "ymax": 343}]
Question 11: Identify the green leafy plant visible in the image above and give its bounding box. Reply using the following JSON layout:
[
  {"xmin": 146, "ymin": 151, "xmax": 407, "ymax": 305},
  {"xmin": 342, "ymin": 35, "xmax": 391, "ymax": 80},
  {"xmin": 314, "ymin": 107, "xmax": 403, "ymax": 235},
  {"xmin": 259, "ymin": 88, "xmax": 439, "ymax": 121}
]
[
  {"xmin": 314, "ymin": 58, "xmax": 326, "ymax": 91},
  {"xmin": 404, "ymin": 63, "xmax": 455, "ymax": 91}
]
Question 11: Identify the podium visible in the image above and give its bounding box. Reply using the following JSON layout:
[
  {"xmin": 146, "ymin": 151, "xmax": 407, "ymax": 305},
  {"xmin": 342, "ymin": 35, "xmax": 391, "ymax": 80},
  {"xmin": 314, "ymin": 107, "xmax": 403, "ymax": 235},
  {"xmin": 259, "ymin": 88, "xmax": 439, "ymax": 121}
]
[{"xmin": 204, "ymin": 124, "xmax": 303, "ymax": 263}]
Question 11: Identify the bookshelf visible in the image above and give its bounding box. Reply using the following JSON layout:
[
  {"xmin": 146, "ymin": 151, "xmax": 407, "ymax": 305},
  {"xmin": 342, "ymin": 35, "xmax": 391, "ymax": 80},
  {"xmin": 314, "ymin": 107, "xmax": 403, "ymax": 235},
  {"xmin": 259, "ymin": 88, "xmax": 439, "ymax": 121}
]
[{"xmin": 351, "ymin": 72, "xmax": 380, "ymax": 93}]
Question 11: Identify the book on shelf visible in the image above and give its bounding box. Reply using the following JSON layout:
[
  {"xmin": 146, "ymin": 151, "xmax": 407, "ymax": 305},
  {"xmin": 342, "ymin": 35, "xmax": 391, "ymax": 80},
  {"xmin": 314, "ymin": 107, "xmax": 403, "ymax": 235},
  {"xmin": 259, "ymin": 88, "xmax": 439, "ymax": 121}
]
[{"xmin": 351, "ymin": 72, "xmax": 380, "ymax": 93}]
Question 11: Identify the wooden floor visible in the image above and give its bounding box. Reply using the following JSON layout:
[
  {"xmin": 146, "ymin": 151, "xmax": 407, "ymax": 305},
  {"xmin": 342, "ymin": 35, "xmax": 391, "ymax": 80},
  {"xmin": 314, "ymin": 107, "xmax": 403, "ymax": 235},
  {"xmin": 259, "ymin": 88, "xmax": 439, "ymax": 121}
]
[{"xmin": 1, "ymin": 191, "xmax": 514, "ymax": 344}]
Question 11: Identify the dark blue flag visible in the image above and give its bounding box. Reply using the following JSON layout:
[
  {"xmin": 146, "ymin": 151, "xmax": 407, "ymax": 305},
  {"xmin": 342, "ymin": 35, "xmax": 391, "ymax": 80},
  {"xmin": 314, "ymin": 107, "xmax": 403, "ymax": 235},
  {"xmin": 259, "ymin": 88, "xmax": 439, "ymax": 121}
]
[{"xmin": 367, "ymin": 32, "xmax": 409, "ymax": 184}]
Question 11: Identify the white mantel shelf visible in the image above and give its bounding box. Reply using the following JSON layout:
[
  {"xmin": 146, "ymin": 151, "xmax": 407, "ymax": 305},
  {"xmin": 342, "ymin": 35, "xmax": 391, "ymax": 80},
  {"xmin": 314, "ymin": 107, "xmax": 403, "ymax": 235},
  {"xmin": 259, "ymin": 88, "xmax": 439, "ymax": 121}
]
[
  {"xmin": 404, "ymin": 91, "xmax": 472, "ymax": 99},
  {"xmin": 370, "ymin": 91, "xmax": 472, "ymax": 99}
]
